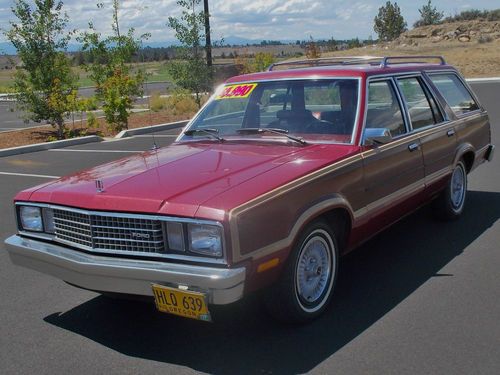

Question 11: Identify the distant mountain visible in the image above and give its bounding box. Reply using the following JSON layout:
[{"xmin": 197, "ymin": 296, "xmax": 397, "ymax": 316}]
[{"xmin": 0, "ymin": 36, "xmax": 298, "ymax": 56}]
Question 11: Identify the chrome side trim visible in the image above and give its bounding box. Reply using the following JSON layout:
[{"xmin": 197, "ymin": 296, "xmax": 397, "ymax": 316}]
[
  {"xmin": 239, "ymin": 164, "xmax": 454, "ymax": 263},
  {"xmin": 424, "ymin": 167, "xmax": 452, "ymax": 186},
  {"xmin": 5, "ymin": 235, "xmax": 245, "ymax": 305}
]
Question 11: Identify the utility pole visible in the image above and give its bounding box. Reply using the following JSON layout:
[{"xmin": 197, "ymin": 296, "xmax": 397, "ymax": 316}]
[{"xmin": 203, "ymin": 0, "xmax": 212, "ymax": 68}]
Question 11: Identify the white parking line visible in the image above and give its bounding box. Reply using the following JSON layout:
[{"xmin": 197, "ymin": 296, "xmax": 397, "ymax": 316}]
[
  {"xmin": 48, "ymin": 149, "xmax": 139, "ymax": 153},
  {"xmin": 133, "ymin": 135, "xmax": 179, "ymax": 138},
  {"xmin": 0, "ymin": 171, "xmax": 59, "ymax": 179}
]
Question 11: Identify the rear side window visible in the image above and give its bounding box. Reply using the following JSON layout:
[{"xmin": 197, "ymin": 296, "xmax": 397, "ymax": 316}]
[
  {"xmin": 397, "ymin": 77, "xmax": 441, "ymax": 130},
  {"xmin": 429, "ymin": 73, "xmax": 479, "ymax": 115}
]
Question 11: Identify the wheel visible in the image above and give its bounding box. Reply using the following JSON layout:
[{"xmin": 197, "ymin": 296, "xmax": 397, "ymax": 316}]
[
  {"xmin": 433, "ymin": 160, "xmax": 467, "ymax": 220},
  {"xmin": 264, "ymin": 220, "xmax": 339, "ymax": 323}
]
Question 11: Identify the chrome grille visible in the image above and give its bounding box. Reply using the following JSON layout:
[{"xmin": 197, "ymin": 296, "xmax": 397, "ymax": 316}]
[{"xmin": 53, "ymin": 209, "xmax": 165, "ymax": 255}]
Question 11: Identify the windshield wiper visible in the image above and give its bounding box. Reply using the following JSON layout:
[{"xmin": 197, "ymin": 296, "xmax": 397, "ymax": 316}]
[
  {"xmin": 236, "ymin": 128, "xmax": 307, "ymax": 145},
  {"xmin": 183, "ymin": 128, "xmax": 225, "ymax": 142}
]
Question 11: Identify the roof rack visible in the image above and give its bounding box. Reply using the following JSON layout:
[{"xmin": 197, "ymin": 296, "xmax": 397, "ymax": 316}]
[
  {"xmin": 267, "ymin": 56, "xmax": 382, "ymax": 71},
  {"xmin": 267, "ymin": 55, "xmax": 447, "ymax": 71},
  {"xmin": 379, "ymin": 55, "xmax": 447, "ymax": 67}
]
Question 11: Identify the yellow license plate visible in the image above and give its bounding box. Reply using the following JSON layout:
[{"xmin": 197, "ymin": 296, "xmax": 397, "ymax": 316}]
[{"xmin": 152, "ymin": 284, "xmax": 211, "ymax": 322}]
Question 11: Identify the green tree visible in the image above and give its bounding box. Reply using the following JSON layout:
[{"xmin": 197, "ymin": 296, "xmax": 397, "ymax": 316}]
[
  {"xmin": 374, "ymin": 1, "xmax": 407, "ymax": 41},
  {"xmin": 414, "ymin": 0, "xmax": 443, "ymax": 27},
  {"xmin": 253, "ymin": 52, "xmax": 275, "ymax": 72},
  {"xmin": 305, "ymin": 36, "xmax": 321, "ymax": 59},
  {"xmin": 167, "ymin": 0, "xmax": 212, "ymax": 108},
  {"xmin": 235, "ymin": 52, "xmax": 275, "ymax": 74},
  {"xmin": 79, "ymin": 1, "xmax": 148, "ymax": 132},
  {"xmin": 5, "ymin": 0, "xmax": 77, "ymax": 139}
]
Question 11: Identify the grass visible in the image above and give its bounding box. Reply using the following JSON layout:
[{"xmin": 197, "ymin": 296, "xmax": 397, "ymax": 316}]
[{"xmin": 0, "ymin": 61, "xmax": 174, "ymax": 91}]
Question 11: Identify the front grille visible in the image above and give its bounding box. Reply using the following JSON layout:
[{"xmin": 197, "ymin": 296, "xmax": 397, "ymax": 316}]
[{"xmin": 53, "ymin": 209, "xmax": 165, "ymax": 255}]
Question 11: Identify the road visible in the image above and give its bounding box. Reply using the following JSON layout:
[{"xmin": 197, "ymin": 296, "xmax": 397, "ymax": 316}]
[
  {"xmin": 0, "ymin": 82, "xmax": 170, "ymax": 132},
  {"xmin": 0, "ymin": 81, "xmax": 498, "ymax": 374}
]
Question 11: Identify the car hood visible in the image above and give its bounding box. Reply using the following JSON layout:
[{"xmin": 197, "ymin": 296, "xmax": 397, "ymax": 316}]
[{"xmin": 19, "ymin": 141, "xmax": 359, "ymax": 219}]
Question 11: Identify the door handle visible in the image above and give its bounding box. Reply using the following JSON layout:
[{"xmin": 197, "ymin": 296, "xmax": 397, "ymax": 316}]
[
  {"xmin": 447, "ymin": 129, "xmax": 456, "ymax": 137},
  {"xmin": 408, "ymin": 143, "xmax": 420, "ymax": 152}
]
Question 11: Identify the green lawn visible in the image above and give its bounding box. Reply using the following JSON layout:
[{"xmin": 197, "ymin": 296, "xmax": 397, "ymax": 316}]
[{"xmin": 0, "ymin": 61, "xmax": 173, "ymax": 91}]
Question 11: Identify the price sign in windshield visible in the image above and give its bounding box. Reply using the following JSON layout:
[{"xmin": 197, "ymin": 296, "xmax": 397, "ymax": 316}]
[{"xmin": 216, "ymin": 83, "xmax": 258, "ymax": 100}]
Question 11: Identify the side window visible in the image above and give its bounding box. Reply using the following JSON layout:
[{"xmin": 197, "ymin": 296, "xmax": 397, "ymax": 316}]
[
  {"xmin": 429, "ymin": 73, "xmax": 479, "ymax": 115},
  {"xmin": 366, "ymin": 80, "xmax": 406, "ymax": 137},
  {"xmin": 397, "ymin": 77, "xmax": 438, "ymax": 130}
]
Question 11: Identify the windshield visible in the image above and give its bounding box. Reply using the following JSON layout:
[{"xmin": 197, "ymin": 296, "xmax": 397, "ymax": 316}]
[{"xmin": 180, "ymin": 79, "xmax": 360, "ymax": 144}]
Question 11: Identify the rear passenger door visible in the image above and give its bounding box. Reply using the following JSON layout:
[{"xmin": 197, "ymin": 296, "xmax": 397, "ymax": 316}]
[
  {"xmin": 361, "ymin": 78, "xmax": 425, "ymax": 231},
  {"xmin": 395, "ymin": 75, "xmax": 455, "ymax": 196}
]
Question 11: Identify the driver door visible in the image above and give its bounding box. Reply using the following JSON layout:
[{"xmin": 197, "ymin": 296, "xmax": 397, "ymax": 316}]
[{"xmin": 361, "ymin": 78, "xmax": 425, "ymax": 232}]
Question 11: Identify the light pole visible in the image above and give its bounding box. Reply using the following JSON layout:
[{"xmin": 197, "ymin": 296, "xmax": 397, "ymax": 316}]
[{"xmin": 203, "ymin": 0, "xmax": 212, "ymax": 68}]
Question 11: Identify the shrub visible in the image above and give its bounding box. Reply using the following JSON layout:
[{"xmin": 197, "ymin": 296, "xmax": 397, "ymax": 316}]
[
  {"xmin": 165, "ymin": 89, "xmax": 199, "ymax": 115},
  {"xmin": 478, "ymin": 35, "xmax": 493, "ymax": 44},
  {"xmin": 443, "ymin": 9, "xmax": 500, "ymax": 23},
  {"xmin": 150, "ymin": 91, "xmax": 167, "ymax": 112}
]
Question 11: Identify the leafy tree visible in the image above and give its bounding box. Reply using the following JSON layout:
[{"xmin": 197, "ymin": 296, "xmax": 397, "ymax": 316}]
[
  {"xmin": 305, "ymin": 36, "xmax": 321, "ymax": 59},
  {"xmin": 326, "ymin": 37, "xmax": 338, "ymax": 52},
  {"xmin": 374, "ymin": 1, "xmax": 407, "ymax": 41},
  {"xmin": 253, "ymin": 53, "xmax": 275, "ymax": 72},
  {"xmin": 414, "ymin": 1, "xmax": 443, "ymax": 27},
  {"xmin": 5, "ymin": 0, "xmax": 77, "ymax": 139},
  {"xmin": 348, "ymin": 38, "xmax": 362, "ymax": 49},
  {"xmin": 79, "ymin": 1, "xmax": 148, "ymax": 132},
  {"xmin": 235, "ymin": 52, "xmax": 275, "ymax": 75},
  {"xmin": 167, "ymin": 0, "xmax": 213, "ymax": 109}
]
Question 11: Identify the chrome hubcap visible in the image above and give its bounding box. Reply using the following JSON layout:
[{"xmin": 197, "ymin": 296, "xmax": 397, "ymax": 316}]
[
  {"xmin": 296, "ymin": 235, "xmax": 331, "ymax": 305},
  {"xmin": 451, "ymin": 165, "xmax": 465, "ymax": 210}
]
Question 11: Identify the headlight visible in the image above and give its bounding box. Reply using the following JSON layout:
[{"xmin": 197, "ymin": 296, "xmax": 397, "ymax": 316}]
[
  {"xmin": 188, "ymin": 224, "xmax": 223, "ymax": 257},
  {"xmin": 19, "ymin": 206, "xmax": 43, "ymax": 232}
]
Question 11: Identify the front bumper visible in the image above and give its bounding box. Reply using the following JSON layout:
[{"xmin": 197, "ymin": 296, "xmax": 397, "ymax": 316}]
[
  {"xmin": 485, "ymin": 144, "xmax": 495, "ymax": 162},
  {"xmin": 4, "ymin": 235, "xmax": 246, "ymax": 305}
]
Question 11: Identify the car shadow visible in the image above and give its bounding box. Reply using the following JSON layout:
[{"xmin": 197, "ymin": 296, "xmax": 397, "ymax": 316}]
[{"xmin": 44, "ymin": 190, "xmax": 500, "ymax": 374}]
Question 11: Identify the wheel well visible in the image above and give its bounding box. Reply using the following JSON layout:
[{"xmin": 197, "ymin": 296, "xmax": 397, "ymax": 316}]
[
  {"xmin": 461, "ymin": 151, "xmax": 475, "ymax": 173},
  {"xmin": 319, "ymin": 208, "xmax": 351, "ymax": 251}
]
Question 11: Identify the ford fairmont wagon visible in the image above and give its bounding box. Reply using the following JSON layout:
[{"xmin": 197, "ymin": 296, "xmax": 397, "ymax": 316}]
[{"xmin": 5, "ymin": 56, "xmax": 494, "ymax": 322}]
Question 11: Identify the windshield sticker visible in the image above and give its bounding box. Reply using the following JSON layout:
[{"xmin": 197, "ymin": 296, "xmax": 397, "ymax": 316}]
[{"xmin": 216, "ymin": 83, "xmax": 257, "ymax": 100}]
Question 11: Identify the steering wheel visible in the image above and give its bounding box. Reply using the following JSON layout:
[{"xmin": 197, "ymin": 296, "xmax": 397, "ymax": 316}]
[{"xmin": 303, "ymin": 119, "xmax": 343, "ymax": 134}]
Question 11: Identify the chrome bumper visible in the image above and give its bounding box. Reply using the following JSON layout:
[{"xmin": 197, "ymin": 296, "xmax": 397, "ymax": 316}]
[
  {"xmin": 4, "ymin": 235, "xmax": 246, "ymax": 305},
  {"xmin": 485, "ymin": 144, "xmax": 495, "ymax": 162}
]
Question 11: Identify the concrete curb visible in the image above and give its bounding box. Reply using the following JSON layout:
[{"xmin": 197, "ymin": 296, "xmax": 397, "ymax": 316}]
[
  {"xmin": 0, "ymin": 135, "xmax": 102, "ymax": 157},
  {"xmin": 115, "ymin": 120, "xmax": 189, "ymax": 139}
]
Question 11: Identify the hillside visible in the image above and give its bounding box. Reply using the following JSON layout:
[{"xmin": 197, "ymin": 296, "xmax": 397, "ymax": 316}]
[{"xmin": 321, "ymin": 21, "xmax": 500, "ymax": 78}]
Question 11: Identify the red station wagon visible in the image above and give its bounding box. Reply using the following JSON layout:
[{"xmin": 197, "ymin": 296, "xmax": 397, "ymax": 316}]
[{"xmin": 5, "ymin": 56, "xmax": 495, "ymax": 322}]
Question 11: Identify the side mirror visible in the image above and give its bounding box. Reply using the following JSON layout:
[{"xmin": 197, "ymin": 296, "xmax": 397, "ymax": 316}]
[{"xmin": 363, "ymin": 128, "xmax": 392, "ymax": 146}]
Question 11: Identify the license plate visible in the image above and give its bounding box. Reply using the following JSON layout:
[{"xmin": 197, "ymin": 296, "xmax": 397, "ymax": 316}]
[{"xmin": 152, "ymin": 284, "xmax": 211, "ymax": 322}]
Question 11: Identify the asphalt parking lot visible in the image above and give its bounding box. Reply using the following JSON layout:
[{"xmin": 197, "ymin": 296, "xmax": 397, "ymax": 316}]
[{"xmin": 0, "ymin": 81, "xmax": 499, "ymax": 374}]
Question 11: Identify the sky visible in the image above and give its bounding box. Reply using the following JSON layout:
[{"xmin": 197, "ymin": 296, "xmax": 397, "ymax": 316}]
[{"xmin": 0, "ymin": 0, "xmax": 497, "ymax": 44}]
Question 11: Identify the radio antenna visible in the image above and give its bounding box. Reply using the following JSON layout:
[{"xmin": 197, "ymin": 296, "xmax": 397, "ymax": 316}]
[{"xmin": 140, "ymin": 40, "xmax": 159, "ymax": 151}]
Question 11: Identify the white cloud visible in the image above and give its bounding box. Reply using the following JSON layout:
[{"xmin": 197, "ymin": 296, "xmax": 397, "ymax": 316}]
[{"xmin": 0, "ymin": 0, "xmax": 495, "ymax": 44}]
